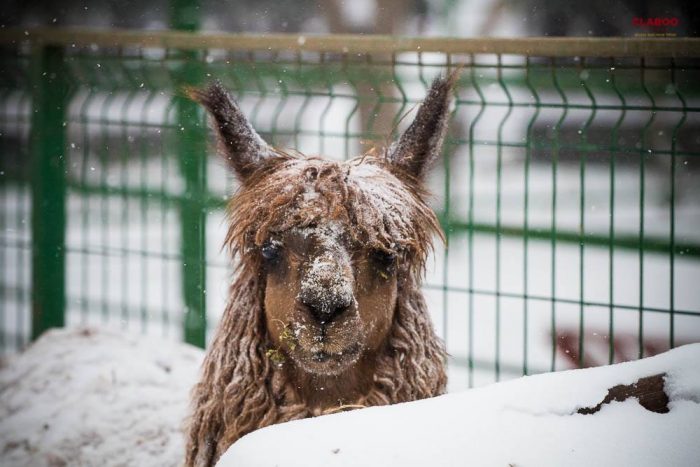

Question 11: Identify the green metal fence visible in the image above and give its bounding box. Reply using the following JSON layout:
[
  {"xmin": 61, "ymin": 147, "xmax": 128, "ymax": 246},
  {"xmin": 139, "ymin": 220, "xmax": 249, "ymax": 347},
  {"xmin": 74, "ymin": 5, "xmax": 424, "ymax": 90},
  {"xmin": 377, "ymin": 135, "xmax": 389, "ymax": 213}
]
[{"xmin": 1, "ymin": 29, "xmax": 699, "ymax": 389}]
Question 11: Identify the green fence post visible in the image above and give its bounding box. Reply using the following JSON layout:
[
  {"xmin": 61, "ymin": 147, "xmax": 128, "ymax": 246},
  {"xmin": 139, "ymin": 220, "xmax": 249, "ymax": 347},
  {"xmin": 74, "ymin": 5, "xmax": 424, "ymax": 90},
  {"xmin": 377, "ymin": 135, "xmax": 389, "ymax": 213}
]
[
  {"xmin": 171, "ymin": 0, "xmax": 207, "ymax": 348},
  {"xmin": 30, "ymin": 44, "xmax": 69, "ymax": 340},
  {"xmin": 176, "ymin": 83, "xmax": 207, "ymax": 349}
]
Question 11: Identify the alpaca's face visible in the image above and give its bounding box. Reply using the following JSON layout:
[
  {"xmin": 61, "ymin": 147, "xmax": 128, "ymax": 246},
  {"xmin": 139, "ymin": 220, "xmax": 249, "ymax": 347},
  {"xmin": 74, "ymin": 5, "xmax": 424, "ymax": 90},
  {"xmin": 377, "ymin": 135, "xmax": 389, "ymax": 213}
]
[
  {"xmin": 215, "ymin": 153, "xmax": 442, "ymax": 377},
  {"xmin": 250, "ymin": 159, "xmax": 422, "ymax": 375},
  {"xmin": 262, "ymin": 206, "xmax": 398, "ymax": 375}
]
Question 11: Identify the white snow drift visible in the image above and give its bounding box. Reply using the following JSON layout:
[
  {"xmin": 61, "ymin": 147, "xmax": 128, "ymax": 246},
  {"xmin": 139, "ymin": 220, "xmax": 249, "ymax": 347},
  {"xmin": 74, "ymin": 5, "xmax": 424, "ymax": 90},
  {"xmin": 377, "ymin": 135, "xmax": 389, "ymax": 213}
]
[
  {"xmin": 219, "ymin": 343, "xmax": 700, "ymax": 467},
  {"xmin": 0, "ymin": 327, "xmax": 203, "ymax": 467},
  {"xmin": 1, "ymin": 328, "xmax": 698, "ymax": 467}
]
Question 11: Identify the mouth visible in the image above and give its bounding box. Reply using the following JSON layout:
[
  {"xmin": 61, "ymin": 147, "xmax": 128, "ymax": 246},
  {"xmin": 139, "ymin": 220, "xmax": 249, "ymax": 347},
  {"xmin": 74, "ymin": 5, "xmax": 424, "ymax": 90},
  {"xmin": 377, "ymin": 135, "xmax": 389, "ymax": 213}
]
[
  {"xmin": 311, "ymin": 351, "xmax": 332, "ymax": 362},
  {"xmin": 309, "ymin": 343, "xmax": 360, "ymax": 363},
  {"xmin": 284, "ymin": 316, "xmax": 365, "ymax": 374},
  {"xmin": 293, "ymin": 342, "xmax": 362, "ymax": 375}
]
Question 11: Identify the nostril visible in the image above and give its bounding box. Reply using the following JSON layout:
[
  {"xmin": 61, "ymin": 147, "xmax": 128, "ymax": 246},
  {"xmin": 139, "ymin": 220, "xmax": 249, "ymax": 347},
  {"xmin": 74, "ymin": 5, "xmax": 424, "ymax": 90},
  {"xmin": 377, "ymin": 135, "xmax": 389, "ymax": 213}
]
[
  {"xmin": 328, "ymin": 303, "xmax": 350, "ymax": 322},
  {"xmin": 303, "ymin": 299, "xmax": 351, "ymax": 325}
]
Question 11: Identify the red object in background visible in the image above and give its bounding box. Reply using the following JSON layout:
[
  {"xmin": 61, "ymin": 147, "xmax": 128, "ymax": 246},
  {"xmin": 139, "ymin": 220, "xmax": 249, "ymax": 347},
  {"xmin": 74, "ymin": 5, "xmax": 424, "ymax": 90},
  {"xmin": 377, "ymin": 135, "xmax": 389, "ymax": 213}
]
[{"xmin": 555, "ymin": 329, "xmax": 692, "ymax": 369}]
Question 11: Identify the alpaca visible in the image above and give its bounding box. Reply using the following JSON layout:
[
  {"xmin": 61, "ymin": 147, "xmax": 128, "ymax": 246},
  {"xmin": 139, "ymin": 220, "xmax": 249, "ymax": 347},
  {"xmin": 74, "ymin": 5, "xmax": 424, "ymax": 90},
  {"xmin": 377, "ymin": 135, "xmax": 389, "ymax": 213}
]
[{"xmin": 185, "ymin": 71, "xmax": 458, "ymax": 466}]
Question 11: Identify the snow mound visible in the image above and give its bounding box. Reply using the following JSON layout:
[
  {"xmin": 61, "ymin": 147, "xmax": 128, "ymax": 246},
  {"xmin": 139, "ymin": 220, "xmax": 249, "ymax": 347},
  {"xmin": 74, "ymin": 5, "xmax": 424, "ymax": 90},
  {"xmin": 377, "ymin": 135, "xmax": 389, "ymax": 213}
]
[
  {"xmin": 219, "ymin": 343, "xmax": 700, "ymax": 467},
  {"xmin": 0, "ymin": 327, "xmax": 204, "ymax": 467}
]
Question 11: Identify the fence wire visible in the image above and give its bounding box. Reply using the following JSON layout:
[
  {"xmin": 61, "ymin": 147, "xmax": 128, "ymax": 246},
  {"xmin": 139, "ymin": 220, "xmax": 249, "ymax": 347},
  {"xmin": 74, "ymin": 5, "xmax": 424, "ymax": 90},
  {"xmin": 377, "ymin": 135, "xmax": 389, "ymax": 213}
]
[{"xmin": 1, "ymin": 30, "xmax": 699, "ymax": 390}]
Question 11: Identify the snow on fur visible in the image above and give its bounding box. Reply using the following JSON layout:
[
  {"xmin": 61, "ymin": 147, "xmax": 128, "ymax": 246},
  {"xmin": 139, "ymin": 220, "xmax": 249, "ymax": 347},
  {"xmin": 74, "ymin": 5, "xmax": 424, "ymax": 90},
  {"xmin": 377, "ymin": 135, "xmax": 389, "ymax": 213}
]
[
  {"xmin": 185, "ymin": 76, "xmax": 454, "ymax": 465},
  {"xmin": 0, "ymin": 327, "xmax": 203, "ymax": 467},
  {"xmin": 218, "ymin": 343, "xmax": 700, "ymax": 467}
]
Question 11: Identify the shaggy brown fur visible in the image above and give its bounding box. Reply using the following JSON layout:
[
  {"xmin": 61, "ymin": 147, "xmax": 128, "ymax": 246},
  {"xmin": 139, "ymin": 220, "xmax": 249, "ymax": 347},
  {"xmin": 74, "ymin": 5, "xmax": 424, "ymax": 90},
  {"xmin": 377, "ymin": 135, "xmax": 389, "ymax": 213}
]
[{"xmin": 185, "ymin": 73, "xmax": 458, "ymax": 466}]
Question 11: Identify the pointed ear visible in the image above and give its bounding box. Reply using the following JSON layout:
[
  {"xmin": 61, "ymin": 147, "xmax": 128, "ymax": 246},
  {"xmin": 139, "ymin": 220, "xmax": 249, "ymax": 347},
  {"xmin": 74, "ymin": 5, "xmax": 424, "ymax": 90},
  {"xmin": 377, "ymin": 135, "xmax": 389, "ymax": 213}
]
[
  {"xmin": 388, "ymin": 71, "xmax": 459, "ymax": 180},
  {"xmin": 188, "ymin": 81, "xmax": 273, "ymax": 181}
]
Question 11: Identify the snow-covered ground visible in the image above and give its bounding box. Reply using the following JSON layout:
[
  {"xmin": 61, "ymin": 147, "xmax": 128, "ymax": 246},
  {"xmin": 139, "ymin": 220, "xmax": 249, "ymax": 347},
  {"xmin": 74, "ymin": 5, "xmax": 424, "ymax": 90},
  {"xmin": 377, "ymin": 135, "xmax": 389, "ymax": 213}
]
[
  {"xmin": 218, "ymin": 343, "xmax": 700, "ymax": 467},
  {"xmin": 0, "ymin": 327, "xmax": 203, "ymax": 467},
  {"xmin": 2, "ymin": 327, "xmax": 697, "ymax": 467}
]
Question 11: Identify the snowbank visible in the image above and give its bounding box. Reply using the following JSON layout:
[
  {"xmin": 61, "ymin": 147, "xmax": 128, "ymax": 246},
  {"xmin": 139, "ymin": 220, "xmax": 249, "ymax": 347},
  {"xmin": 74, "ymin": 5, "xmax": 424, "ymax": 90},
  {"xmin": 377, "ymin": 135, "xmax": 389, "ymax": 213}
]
[
  {"xmin": 2, "ymin": 329, "xmax": 697, "ymax": 467},
  {"xmin": 219, "ymin": 343, "xmax": 700, "ymax": 467},
  {"xmin": 0, "ymin": 327, "xmax": 203, "ymax": 467}
]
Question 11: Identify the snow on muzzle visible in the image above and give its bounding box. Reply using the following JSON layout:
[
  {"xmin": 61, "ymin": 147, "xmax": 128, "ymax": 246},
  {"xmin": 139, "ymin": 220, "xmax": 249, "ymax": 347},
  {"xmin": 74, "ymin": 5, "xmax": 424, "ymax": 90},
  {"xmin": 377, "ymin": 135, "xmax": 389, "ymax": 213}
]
[{"xmin": 298, "ymin": 250, "xmax": 354, "ymax": 325}]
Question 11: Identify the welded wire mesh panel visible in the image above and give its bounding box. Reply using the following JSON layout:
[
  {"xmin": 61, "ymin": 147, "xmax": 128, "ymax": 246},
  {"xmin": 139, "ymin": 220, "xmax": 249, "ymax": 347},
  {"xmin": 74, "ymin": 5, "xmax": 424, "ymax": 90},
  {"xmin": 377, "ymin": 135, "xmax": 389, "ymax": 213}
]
[
  {"xmin": 441, "ymin": 54, "xmax": 700, "ymax": 388},
  {"xmin": 0, "ymin": 32, "xmax": 698, "ymax": 391},
  {"xmin": 0, "ymin": 45, "xmax": 31, "ymax": 351}
]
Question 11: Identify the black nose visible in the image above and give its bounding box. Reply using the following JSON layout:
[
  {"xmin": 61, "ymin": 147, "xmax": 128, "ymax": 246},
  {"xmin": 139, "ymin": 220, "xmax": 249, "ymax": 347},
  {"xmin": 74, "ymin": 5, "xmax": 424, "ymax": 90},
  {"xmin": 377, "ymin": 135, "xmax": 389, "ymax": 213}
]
[{"xmin": 300, "ymin": 292, "xmax": 352, "ymax": 325}]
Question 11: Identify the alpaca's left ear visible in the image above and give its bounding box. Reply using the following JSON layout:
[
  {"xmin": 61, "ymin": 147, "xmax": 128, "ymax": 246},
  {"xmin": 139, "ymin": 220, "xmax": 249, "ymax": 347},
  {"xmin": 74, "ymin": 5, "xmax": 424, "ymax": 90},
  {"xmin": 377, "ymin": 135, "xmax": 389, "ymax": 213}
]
[
  {"xmin": 188, "ymin": 81, "xmax": 273, "ymax": 181},
  {"xmin": 388, "ymin": 71, "xmax": 459, "ymax": 180}
]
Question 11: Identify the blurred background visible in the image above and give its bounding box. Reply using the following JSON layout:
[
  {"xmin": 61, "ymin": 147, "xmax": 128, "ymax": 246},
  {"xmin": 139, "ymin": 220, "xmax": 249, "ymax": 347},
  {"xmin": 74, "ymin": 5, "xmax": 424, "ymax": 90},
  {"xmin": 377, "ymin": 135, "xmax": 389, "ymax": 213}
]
[
  {"xmin": 1, "ymin": 0, "xmax": 699, "ymax": 392},
  {"xmin": 1, "ymin": 0, "xmax": 699, "ymax": 37}
]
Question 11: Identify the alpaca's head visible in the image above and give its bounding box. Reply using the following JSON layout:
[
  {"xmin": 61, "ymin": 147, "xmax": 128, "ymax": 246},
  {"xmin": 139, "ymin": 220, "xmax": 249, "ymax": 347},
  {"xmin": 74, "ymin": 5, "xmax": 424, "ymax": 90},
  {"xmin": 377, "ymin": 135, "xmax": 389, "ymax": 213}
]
[{"xmin": 190, "ymin": 75, "xmax": 455, "ymax": 376}]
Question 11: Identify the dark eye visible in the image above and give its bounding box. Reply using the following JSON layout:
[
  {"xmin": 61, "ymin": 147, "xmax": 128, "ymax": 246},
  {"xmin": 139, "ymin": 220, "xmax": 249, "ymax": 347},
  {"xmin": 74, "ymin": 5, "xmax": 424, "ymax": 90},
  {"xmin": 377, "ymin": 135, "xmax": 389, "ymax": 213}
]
[
  {"xmin": 370, "ymin": 249, "xmax": 397, "ymax": 269},
  {"xmin": 261, "ymin": 241, "xmax": 282, "ymax": 262}
]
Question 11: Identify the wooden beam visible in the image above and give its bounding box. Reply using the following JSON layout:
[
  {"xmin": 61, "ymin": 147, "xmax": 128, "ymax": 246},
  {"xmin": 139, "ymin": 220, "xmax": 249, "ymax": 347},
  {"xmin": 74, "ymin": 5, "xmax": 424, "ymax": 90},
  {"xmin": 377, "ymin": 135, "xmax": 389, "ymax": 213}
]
[{"xmin": 1, "ymin": 28, "xmax": 699, "ymax": 58}]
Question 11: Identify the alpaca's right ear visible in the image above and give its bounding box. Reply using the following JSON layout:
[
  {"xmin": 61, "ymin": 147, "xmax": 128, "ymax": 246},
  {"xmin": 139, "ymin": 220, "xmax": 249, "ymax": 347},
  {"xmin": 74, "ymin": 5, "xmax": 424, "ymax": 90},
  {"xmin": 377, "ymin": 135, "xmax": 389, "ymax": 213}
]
[{"xmin": 188, "ymin": 81, "xmax": 273, "ymax": 180}]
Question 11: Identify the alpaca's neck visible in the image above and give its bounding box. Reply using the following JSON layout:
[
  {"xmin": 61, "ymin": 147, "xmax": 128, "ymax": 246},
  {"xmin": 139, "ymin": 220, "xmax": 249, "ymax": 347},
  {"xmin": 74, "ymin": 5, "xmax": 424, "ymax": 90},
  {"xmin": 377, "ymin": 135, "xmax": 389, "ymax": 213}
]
[{"xmin": 285, "ymin": 352, "xmax": 378, "ymax": 410}]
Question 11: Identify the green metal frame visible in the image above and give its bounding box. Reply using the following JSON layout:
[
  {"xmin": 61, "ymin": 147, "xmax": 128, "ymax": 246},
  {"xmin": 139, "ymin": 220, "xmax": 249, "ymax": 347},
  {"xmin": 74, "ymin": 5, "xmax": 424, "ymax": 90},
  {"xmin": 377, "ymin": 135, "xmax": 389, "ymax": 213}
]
[
  {"xmin": 171, "ymin": 0, "xmax": 208, "ymax": 349},
  {"xmin": 29, "ymin": 45, "xmax": 69, "ymax": 340}
]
